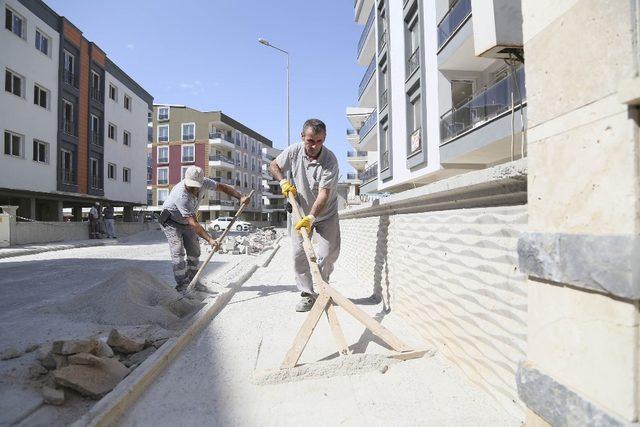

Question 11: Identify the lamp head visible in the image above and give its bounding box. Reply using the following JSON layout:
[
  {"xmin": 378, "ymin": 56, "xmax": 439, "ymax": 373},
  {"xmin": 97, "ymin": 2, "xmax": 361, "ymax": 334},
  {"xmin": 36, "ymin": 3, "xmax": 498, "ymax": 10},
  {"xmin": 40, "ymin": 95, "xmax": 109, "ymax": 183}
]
[{"xmin": 258, "ymin": 38, "xmax": 270, "ymax": 46}]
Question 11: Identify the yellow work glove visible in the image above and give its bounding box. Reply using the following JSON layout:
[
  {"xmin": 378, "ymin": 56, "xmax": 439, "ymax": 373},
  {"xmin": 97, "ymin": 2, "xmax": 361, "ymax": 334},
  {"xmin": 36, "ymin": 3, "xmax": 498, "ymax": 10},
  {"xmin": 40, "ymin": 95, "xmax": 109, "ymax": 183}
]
[
  {"xmin": 295, "ymin": 214, "xmax": 315, "ymax": 234},
  {"xmin": 280, "ymin": 179, "xmax": 297, "ymax": 198}
]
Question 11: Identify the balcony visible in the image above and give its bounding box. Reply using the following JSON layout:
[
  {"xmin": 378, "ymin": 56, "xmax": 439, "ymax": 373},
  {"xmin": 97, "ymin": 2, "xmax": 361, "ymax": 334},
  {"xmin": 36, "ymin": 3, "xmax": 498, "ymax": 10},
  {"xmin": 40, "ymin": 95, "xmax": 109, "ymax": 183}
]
[
  {"xmin": 212, "ymin": 177, "xmax": 234, "ymax": 185},
  {"xmin": 346, "ymin": 173, "xmax": 361, "ymax": 184},
  {"xmin": 63, "ymin": 70, "xmax": 78, "ymax": 88},
  {"xmin": 89, "ymin": 131, "xmax": 101, "ymax": 146},
  {"xmin": 407, "ymin": 47, "xmax": 420, "ymax": 78},
  {"xmin": 91, "ymin": 176, "xmax": 101, "ymax": 189},
  {"xmin": 62, "ymin": 169, "xmax": 73, "ymax": 185},
  {"xmin": 378, "ymin": 28, "xmax": 387, "ymax": 52},
  {"xmin": 440, "ymin": 66, "xmax": 526, "ymax": 145},
  {"xmin": 210, "ymin": 199, "xmax": 236, "ymax": 208},
  {"xmin": 380, "ymin": 150, "xmax": 390, "ymax": 171},
  {"xmin": 437, "ymin": 0, "xmax": 472, "ymax": 50},
  {"xmin": 62, "ymin": 120, "xmax": 76, "ymax": 137},
  {"xmin": 90, "ymin": 87, "xmax": 103, "ymax": 103},
  {"xmin": 358, "ymin": 57, "xmax": 376, "ymax": 106},
  {"xmin": 357, "ymin": 8, "xmax": 375, "ymax": 65},
  {"xmin": 347, "ymin": 150, "xmax": 368, "ymax": 171},
  {"xmin": 379, "ymin": 89, "xmax": 388, "ymax": 110},
  {"xmin": 209, "ymin": 155, "xmax": 235, "ymax": 169},
  {"xmin": 358, "ymin": 162, "xmax": 378, "ymax": 184},
  {"xmin": 358, "ymin": 109, "xmax": 377, "ymax": 143},
  {"xmin": 209, "ymin": 132, "xmax": 235, "ymax": 149}
]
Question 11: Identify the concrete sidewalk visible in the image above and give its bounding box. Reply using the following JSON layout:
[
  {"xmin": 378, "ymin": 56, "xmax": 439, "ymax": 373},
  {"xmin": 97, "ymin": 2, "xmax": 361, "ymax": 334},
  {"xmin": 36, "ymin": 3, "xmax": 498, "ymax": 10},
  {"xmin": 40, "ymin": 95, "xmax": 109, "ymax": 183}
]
[
  {"xmin": 119, "ymin": 237, "xmax": 519, "ymax": 426},
  {"xmin": 0, "ymin": 238, "xmax": 118, "ymax": 259}
]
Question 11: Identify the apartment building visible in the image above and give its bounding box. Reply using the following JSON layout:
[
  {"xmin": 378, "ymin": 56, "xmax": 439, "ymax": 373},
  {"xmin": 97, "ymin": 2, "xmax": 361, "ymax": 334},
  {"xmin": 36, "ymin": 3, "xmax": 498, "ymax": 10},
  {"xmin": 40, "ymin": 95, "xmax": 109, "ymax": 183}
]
[
  {"xmin": 260, "ymin": 145, "xmax": 285, "ymax": 226},
  {"xmin": 0, "ymin": 0, "xmax": 153, "ymax": 221},
  {"xmin": 149, "ymin": 105, "xmax": 275, "ymax": 223},
  {"xmin": 347, "ymin": 0, "xmax": 525, "ymax": 196}
]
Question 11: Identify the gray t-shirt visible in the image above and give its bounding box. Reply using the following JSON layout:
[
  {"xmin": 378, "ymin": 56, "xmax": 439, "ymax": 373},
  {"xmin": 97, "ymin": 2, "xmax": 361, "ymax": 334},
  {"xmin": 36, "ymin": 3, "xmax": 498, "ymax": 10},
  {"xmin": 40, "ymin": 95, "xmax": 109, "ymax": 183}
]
[
  {"xmin": 275, "ymin": 142, "xmax": 339, "ymax": 222},
  {"xmin": 162, "ymin": 178, "xmax": 217, "ymax": 225}
]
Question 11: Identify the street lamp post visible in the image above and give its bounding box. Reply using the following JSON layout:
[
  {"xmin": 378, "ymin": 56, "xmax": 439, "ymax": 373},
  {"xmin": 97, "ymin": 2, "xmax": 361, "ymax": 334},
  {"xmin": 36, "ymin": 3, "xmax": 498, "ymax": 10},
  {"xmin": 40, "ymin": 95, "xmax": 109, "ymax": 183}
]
[{"xmin": 259, "ymin": 38, "xmax": 291, "ymax": 231}]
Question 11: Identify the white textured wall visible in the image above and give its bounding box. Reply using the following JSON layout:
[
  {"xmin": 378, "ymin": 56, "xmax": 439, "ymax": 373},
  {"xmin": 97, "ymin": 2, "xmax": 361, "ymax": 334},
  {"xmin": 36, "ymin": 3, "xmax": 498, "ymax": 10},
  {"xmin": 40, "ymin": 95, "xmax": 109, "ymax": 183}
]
[
  {"xmin": 340, "ymin": 204, "xmax": 528, "ymax": 418},
  {"xmin": 0, "ymin": 0, "xmax": 59, "ymax": 193},
  {"xmin": 103, "ymin": 71, "xmax": 148, "ymax": 204},
  {"xmin": 14, "ymin": 221, "xmax": 153, "ymax": 245}
]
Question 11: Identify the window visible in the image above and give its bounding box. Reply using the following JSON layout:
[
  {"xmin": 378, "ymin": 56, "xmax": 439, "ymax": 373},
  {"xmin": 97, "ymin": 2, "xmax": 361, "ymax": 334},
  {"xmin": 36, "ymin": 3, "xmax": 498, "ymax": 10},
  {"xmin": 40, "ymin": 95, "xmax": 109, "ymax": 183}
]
[
  {"xmin": 408, "ymin": 91, "xmax": 422, "ymax": 155},
  {"xmin": 90, "ymin": 71, "xmax": 101, "ymax": 101},
  {"xmin": 157, "ymin": 146, "xmax": 169, "ymax": 164},
  {"xmin": 243, "ymin": 173, "xmax": 248, "ymax": 188},
  {"xmin": 235, "ymin": 171, "xmax": 241, "ymax": 186},
  {"xmin": 33, "ymin": 84, "xmax": 48, "ymax": 109},
  {"xmin": 251, "ymin": 175, "xmax": 255, "ymax": 190},
  {"xmin": 109, "ymin": 84, "xmax": 117, "ymax": 101},
  {"xmin": 5, "ymin": 7, "xmax": 24, "ymax": 38},
  {"xmin": 63, "ymin": 51, "xmax": 75, "ymax": 85},
  {"xmin": 62, "ymin": 100, "xmax": 74, "ymax": 134},
  {"xmin": 181, "ymin": 166, "xmax": 189, "ymax": 180},
  {"xmin": 4, "ymin": 131, "xmax": 23, "ymax": 157},
  {"xmin": 157, "ymin": 189, "xmax": 169, "ymax": 205},
  {"xmin": 90, "ymin": 114, "xmax": 100, "ymax": 145},
  {"xmin": 124, "ymin": 94, "xmax": 131, "ymax": 111},
  {"xmin": 61, "ymin": 149, "xmax": 73, "ymax": 184},
  {"xmin": 32, "ymin": 140, "xmax": 48, "ymax": 163},
  {"xmin": 157, "ymin": 106, "xmax": 169, "ymax": 121},
  {"xmin": 181, "ymin": 144, "xmax": 195, "ymax": 162},
  {"xmin": 181, "ymin": 123, "xmax": 195, "ymax": 141},
  {"xmin": 108, "ymin": 123, "xmax": 117, "ymax": 140},
  {"xmin": 123, "ymin": 167, "xmax": 131, "ymax": 183},
  {"xmin": 108, "ymin": 162, "xmax": 116, "ymax": 179},
  {"xmin": 5, "ymin": 69, "xmax": 23, "ymax": 97},
  {"xmin": 123, "ymin": 130, "xmax": 130, "ymax": 147},
  {"xmin": 157, "ymin": 125, "xmax": 169, "ymax": 143},
  {"xmin": 35, "ymin": 30, "xmax": 50, "ymax": 55},
  {"xmin": 90, "ymin": 157, "xmax": 100, "ymax": 188},
  {"xmin": 243, "ymin": 153, "xmax": 248, "ymax": 169},
  {"xmin": 157, "ymin": 167, "xmax": 168, "ymax": 185}
]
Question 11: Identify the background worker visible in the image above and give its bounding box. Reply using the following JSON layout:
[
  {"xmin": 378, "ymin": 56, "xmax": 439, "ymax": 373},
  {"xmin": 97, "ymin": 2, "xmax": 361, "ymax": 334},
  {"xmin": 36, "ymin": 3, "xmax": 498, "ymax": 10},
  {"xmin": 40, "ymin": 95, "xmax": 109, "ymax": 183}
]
[
  {"xmin": 159, "ymin": 165, "xmax": 250, "ymax": 293},
  {"xmin": 102, "ymin": 203, "xmax": 116, "ymax": 238},
  {"xmin": 269, "ymin": 118, "xmax": 341, "ymax": 312},
  {"xmin": 88, "ymin": 202, "xmax": 100, "ymax": 239}
]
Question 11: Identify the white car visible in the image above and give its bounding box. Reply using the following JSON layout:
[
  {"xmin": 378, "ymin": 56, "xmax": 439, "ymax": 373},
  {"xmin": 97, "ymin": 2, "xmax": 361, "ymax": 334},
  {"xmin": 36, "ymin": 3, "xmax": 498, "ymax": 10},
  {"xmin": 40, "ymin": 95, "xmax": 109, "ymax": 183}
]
[{"xmin": 208, "ymin": 217, "xmax": 252, "ymax": 232}]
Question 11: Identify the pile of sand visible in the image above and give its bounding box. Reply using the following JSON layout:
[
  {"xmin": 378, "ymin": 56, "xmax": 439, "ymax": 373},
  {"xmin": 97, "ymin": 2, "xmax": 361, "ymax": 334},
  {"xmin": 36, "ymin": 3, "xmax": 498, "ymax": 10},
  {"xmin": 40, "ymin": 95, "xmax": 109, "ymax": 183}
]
[{"xmin": 43, "ymin": 268, "xmax": 200, "ymax": 329}]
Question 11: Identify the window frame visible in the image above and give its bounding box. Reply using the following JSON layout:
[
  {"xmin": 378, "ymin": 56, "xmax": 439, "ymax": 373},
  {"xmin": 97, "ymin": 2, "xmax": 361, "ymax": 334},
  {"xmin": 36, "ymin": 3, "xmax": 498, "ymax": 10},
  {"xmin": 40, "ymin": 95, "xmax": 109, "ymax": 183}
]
[
  {"xmin": 123, "ymin": 130, "xmax": 131, "ymax": 147},
  {"xmin": 157, "ymin": 188, "xmax": 169, "ymax": 205},
  {"xmin": 122, "ymin": 167, "xmax": 131, "ymax": 183},
  {"xmin": 108, "ymin": 84, "xmax": 117, "ymax": 102},
  {"xmin": 5, "ymin": 6, "xmax": 25, "ymax": 39},
  {"xmin": 157, "ymin": 145, "xmax": 169, "ymax": 164},
  {"xmin": 108, "ymin": 162, "xmax": 116, "ymax": 180},
  {"xmin": 90, "ymin": 157, "xmax": 100, "ymax": 188},
  {"xmin": 35, "ymin": 28, "xmax": 50, "ymax": 56},
  {"xmin": 33, "ymin": 83, "xmax": 49, "ymax": 109},
  {"xmin": 32, "ymin": 139, "xmax": 48, "ymax": 163},
  {"xmin": 4, "ymin": 130, "xmax": 24, "ymax": 158},
  {"xmin": 181, "ymin": 143, "xmax": 195, "ymax": 163},
  {"xmin": 108, "ymin": 122, "xmax": 117, "ymax": 141},
  {"xmin": 181, "ymin": 122, "xmax": 196, "ymax": 142},
  {"xmin": 123, "ymin": 94, "xmax": 131, "ymax": 111},
  {"xmin": 61, "ymin": 148, "xmax": 73, "ymax": 184},
  {"xmin": 5, "ymin": 68, "xmax": 24, "ymax": 98},
  {"xmin": 157, "ymin": 106, "xmax": 169, "ymax": 121},
  {"xmin": 181, "ymin": 166, "xmax": 189, "ymax": 180},
  {"xmin": 157, "ymin": 167, "xmax": 169, "ymax": 185},
  {"xmin": 157, "ymin": 124, "xmax": 169, "ymax": 143}
]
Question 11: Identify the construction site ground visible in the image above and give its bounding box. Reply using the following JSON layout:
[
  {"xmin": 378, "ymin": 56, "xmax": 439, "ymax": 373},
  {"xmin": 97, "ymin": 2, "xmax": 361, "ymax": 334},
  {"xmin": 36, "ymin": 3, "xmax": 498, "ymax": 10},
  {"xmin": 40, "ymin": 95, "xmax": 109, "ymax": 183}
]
[{"xmin": 0, "ymin": 229, "xmax": 520, "ymax": 426}]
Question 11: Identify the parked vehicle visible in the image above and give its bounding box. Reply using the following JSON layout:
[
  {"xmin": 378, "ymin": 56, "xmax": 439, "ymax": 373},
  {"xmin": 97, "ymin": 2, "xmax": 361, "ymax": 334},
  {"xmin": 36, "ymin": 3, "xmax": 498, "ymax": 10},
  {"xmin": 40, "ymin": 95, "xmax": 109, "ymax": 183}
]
[{"xmin": 208, "ymin": 217, "xmax": 252, "ymax": 232}]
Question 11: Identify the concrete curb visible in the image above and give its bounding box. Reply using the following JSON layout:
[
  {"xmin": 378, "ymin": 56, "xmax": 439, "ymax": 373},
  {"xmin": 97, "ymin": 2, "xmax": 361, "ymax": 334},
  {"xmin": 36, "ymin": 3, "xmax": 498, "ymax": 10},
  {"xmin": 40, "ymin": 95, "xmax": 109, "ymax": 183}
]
[
  {"xmin": 74, "ymin": 240, "xmax": 284, "ymax": 427},
  {"xmin": 0, "ymin": 240, "xmax": 115, "ymax": 259}
]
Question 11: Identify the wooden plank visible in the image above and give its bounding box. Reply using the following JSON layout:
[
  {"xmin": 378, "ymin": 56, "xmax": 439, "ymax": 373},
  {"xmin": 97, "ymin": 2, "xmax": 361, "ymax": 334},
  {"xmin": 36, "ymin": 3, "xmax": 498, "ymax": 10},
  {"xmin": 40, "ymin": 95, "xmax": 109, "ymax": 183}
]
[
  {"xmin": 325, "ymin": 284, "xmax": 412, "ymax": 352},
  {"xmin": 325, "ymin": 303, "xmax": 351, "ymax": 356},
  {"xmin": 387, "ymin": 349, "xmax": 431, "ymax": 361},
  {"xmin": 287, "ymin": 192, "xmax": 317, "ymax": 262},
  {"xmin": 186, "ymin": 190, "xmax": 255, "ymax": 293},
  {"xmin": 281, "ymin": 293, "xmax": 331, "ymax": 369}
]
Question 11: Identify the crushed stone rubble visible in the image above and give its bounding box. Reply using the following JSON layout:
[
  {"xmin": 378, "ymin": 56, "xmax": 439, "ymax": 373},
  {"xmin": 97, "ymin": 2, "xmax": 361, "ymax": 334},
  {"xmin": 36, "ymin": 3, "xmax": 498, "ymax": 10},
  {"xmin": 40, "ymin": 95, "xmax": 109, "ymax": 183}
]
[{"xmin": 213, "ymin": 227, "xmax": 283, "ymax": 255}]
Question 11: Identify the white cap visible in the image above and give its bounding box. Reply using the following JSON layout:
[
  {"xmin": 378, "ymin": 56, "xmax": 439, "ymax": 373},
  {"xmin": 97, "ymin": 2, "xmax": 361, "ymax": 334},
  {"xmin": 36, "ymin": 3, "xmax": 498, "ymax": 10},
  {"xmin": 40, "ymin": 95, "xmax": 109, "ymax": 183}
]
[{"xmin": 184, "ymin": 165, "xmax": 204, "ymax": 188}]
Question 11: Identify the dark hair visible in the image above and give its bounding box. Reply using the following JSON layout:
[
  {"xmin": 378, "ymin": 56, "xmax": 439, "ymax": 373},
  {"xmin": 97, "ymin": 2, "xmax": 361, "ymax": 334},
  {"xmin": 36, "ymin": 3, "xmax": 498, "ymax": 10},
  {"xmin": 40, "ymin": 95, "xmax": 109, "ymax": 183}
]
[{"xmin": 302, "ymin": 118, "xmax": 326, "ymax": 135}]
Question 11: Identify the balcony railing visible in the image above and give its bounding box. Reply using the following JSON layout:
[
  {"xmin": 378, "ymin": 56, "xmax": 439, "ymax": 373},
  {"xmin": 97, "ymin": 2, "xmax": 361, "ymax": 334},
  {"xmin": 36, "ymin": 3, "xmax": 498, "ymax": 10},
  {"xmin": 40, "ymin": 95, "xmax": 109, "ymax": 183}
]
[
  {"xmin": 381, "ymin": 151, "xmax": 389, "ymax": 170},
  {"xmin": 210, "ymin": 199, "xmax": 235, "ymax": 207},
  {"xmin": 380, "ymin": 89, "xmax": 388, "ymax": 109},
  {"xmin": 346, "ymin": 173, "xmax": 359, "ymax": 180},
  {"xmin": 347, "ymin": 150, "xmax": 367, "ymax": 158},
  {"xmin": 91, "ymin": 176, "xmax": 101, "ymax": 189},
  {"xmin": 209, "ymin": 155, "xmax": 235, "ymax": 165},
  {"xmin": 212, "ymin": 177, "xmax": 234, "ymax": 185},
  {"xmin": 62, "ymin": 120, "xmax": 76, "ymax": 136},
  {"xmin": 358, "ymin": 109, "xmax": 377, "ymax": 140},
  {"xmin": 209, "ymin": 131, "xmax": 233, "ymax": 142},
  {"xmin": 158, "ymin": 157, "xmax": 168, "ymax": 164},
  {"xmin": 407, "ymin": 47, "xmax": 420, "ymax": 77},
  {"xmin": 359, "ymin": 162, "xmax": 378, "ymax": 183},
  {"xmin": 437, "ymin": 0, "xmax": 472, "ymax": 49},
  {"xmin": 358, "ymin": 57, "xmax": 376, "ymax": 100},
  {"xmin": 378, "ymin": 28, "xmax": 387, "ymax": 51},
  {"xmin": 347, "ymin": 128, "xmax": 358, "ymax": 137},
  {"xmin": 90, "ymin": 87, "xmax": 103, "ymax": 102},
  {"xmin": 357, "ymin": 8, "xmax": 375, "ymax": 58},
  {"xmin": 63, "ymin": 70, "xmax": 78, "ymax": 88},
  {"xmin": 62, "ymin": 169, "xmax": 73, "ymax": 184},
  {"xmin": 440, "ymin": 66, "xmax": 526, "ymax": 144},
  {"xmin": 89, "ymin": 131, "xmax": 101, "ymax": 146}
]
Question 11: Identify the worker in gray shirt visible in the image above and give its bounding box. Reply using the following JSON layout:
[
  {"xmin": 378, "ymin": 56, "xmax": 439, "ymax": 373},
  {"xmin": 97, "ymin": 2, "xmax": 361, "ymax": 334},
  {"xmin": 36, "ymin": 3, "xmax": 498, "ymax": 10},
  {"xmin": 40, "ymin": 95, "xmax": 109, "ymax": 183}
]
[
  {"xmin": 270, "ymin": 118, "xmax": 341, "ymax": 312},
  {"xmin": 160, "ymin": 165, "xmax": 249, "ymax": 293}
]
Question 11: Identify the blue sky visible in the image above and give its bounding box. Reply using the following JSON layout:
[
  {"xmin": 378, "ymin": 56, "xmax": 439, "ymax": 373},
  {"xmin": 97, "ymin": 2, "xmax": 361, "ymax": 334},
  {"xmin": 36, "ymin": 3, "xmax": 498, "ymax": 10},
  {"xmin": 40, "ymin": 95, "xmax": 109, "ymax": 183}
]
[{"xmin": 46, "ymin": 0, "xmax": 362, "ymax": 177}]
